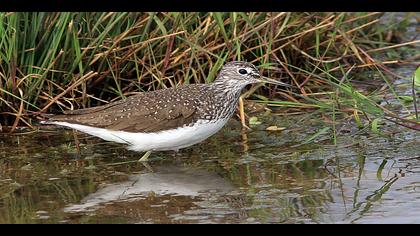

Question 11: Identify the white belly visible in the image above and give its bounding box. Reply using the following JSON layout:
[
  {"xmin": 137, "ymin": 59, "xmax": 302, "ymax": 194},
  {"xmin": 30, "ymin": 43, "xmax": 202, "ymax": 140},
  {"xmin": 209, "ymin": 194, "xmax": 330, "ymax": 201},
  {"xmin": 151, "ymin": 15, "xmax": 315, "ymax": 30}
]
[{"xmin": 48, "ymin": 119, "xmax": 229, "ymax": 152}]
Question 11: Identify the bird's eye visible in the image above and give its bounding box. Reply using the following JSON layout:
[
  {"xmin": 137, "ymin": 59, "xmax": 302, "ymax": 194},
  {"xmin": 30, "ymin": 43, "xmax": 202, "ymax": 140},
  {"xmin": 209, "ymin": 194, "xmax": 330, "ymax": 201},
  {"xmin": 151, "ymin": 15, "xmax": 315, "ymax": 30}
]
[{"xmin": 238, "ymin": 69, "xmax": 247, "ymax": 75}]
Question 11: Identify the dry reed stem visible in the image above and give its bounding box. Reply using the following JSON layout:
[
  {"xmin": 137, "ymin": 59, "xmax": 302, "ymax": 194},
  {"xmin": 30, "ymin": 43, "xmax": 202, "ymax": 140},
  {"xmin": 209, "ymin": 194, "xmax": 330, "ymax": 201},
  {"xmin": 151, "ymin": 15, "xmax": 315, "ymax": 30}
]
[{"xmin": 40, "ymin": 71, "xmax": 98, "ymax": 113}]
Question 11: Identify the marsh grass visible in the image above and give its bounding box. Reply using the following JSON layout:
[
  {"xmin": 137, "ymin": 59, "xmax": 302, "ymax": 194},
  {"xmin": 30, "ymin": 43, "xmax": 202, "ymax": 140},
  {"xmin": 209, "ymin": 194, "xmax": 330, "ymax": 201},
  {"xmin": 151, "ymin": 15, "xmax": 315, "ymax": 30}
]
[{"xmin": 0, "ymin": 12, "xmax": 419, "ymax": 134}]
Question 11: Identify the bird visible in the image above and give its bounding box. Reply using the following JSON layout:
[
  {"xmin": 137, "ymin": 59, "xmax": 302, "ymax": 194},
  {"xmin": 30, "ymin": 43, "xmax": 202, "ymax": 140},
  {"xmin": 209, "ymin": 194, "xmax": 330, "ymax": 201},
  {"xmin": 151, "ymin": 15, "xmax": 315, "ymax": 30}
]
[{"xmin": 41, "ymin": 61, "xmax": 292, "ymax": 161}]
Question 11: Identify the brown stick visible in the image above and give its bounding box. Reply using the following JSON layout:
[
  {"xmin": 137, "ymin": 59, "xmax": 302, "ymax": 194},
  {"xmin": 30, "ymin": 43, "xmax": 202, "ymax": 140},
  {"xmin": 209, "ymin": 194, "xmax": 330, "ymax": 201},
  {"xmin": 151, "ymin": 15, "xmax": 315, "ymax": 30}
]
[{"xmin": 39, "ymin": 71, "xmax": 98, "ymax": 113}]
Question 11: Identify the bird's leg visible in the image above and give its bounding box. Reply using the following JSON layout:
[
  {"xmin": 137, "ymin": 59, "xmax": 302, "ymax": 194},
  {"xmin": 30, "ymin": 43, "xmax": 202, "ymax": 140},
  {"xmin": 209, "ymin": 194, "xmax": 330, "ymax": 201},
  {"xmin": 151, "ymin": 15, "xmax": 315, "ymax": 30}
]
[
  {"xmin": 72, "ymin": 130, "xmax": 82, "ymax": 158},
  {"xmin": 172, "ymin": 149, "xmax": 179, "ymax": 158},
  {"xmin": 138, "ymin": 151, "xmax": 152, "ymax": 162},
  {"xmin": 238, "ymin": 96, "xmax": 251, "ymax": 130}
]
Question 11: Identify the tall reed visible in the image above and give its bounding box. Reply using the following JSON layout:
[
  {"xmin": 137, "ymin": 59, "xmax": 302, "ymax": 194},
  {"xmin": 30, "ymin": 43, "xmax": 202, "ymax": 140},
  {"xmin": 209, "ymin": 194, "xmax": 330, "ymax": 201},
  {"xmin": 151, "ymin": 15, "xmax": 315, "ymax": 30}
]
[{"xmin": 0, "ymin": 12, "xmax": 418, "ymax": 133}]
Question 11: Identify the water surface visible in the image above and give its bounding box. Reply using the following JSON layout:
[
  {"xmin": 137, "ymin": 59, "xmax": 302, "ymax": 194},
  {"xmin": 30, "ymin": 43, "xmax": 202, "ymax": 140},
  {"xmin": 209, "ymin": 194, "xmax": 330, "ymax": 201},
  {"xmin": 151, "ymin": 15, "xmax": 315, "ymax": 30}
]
[{"xmin": 1, "ymin": 112, "xmax": 418, "ymax": 223}]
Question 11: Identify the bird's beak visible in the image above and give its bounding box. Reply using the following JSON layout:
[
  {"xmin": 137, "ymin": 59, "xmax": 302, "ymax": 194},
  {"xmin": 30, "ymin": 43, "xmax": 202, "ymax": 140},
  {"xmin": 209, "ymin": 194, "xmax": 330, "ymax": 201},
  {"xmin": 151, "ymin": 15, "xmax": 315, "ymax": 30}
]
[{"xmin": 259, "ymin": 76, "xmax": 296, "ymax": 88}]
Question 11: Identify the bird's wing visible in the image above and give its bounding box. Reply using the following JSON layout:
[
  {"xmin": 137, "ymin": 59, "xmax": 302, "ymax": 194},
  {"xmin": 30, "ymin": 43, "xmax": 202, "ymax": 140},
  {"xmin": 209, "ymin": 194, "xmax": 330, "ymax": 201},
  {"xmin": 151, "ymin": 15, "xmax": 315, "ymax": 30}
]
[
  {"xmin": 49, "ymin": 87, "xmax": 202, "ymax": 133},
  {"xmin": 106, "ymin": 100, "xmax": 197, "ymax": 133},
  {"xmin": 62, "ymin": 99, "xmax": 125, "ymax": 115}
]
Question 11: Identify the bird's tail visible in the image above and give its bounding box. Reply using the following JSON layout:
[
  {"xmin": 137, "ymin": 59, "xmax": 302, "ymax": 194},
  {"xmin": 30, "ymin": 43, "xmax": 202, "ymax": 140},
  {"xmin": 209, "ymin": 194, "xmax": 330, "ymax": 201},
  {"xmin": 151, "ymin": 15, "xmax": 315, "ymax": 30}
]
[{"xmin": 36, "ymin": 113, "xmax": 57, "ymax": 125}]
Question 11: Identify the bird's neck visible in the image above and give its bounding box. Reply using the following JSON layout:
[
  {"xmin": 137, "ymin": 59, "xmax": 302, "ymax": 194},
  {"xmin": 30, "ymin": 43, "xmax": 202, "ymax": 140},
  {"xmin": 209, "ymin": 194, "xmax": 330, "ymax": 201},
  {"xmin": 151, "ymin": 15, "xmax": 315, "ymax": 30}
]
[
  {"xmin": 210, "ymin": 76, "xmax": 247, "ymax": 119},
  {"xmin": 212, "ymin": 76, "xmax": 247, "ymax": 100}
]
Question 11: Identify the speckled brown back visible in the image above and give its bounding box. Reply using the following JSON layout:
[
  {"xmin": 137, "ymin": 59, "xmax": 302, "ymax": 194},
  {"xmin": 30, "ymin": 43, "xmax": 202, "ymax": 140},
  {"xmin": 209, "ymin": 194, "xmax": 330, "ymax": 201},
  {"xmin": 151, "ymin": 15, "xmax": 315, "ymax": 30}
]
[{"xmin": 50, "ymin": 84, "xmax": 218, "ymax": 133}]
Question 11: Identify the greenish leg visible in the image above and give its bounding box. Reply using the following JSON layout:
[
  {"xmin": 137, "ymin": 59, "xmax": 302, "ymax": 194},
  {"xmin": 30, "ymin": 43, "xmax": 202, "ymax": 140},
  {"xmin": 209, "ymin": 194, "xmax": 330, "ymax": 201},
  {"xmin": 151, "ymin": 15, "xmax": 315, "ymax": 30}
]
[{"xmin": 138, "ymin": 151, "xmax": 152, "ymax": 162}]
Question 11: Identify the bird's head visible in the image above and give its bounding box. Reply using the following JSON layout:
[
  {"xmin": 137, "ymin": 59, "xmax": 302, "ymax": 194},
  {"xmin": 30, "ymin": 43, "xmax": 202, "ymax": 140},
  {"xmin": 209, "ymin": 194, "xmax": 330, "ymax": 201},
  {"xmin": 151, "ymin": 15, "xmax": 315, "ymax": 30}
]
[{"xmin": 215, "ymin": 61, "xmax": 293, "ymax": 89}]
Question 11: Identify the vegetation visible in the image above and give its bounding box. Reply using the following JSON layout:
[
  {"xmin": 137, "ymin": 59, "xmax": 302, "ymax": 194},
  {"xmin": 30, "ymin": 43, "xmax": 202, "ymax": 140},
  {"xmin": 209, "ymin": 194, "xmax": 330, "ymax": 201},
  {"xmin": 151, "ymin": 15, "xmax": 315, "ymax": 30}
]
[{"xmin": 0, "ymin": 12, "xmax": 418, "ymax": 133}]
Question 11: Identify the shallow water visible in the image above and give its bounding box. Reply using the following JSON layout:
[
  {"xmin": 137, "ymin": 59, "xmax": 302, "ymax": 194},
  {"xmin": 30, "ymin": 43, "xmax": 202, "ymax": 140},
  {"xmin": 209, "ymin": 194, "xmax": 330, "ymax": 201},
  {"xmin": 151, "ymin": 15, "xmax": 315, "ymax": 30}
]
[{"xmin": 0, "ymin": 112, "xmax": 418, "ymax": 224}]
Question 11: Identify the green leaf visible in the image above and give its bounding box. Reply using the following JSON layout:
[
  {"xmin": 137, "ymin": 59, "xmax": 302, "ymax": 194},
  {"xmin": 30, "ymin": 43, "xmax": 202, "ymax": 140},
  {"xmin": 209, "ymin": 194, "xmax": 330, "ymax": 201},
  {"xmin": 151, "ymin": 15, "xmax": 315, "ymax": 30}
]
[
  {"xmin": 206, "ymin": 53, "xmax": 228, "ymax": 83},
  {"xmin": 249, "ymin": 116, "xmax": 262, "ymax": 125},
  {"xmin": 376, "ymin": 159, "xmax": 388, "ymax": 181},
  {"xmin": 213, "ymin": 13, "xmax": 229, "ymax": 43},
  {"xmin": 302, "ymin": 127, "xmax": 331, "ymax": 144},
  {"xmin": 414, "ymin": 66, "xmax": 420, "ymax": 87},
  {"xmin": 398, "ymin": 95, "xmax": 414, "ymax": 103},
  {"xmin": 371, "ymin": 118, "xmax": 381, "ymax": 134}
]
